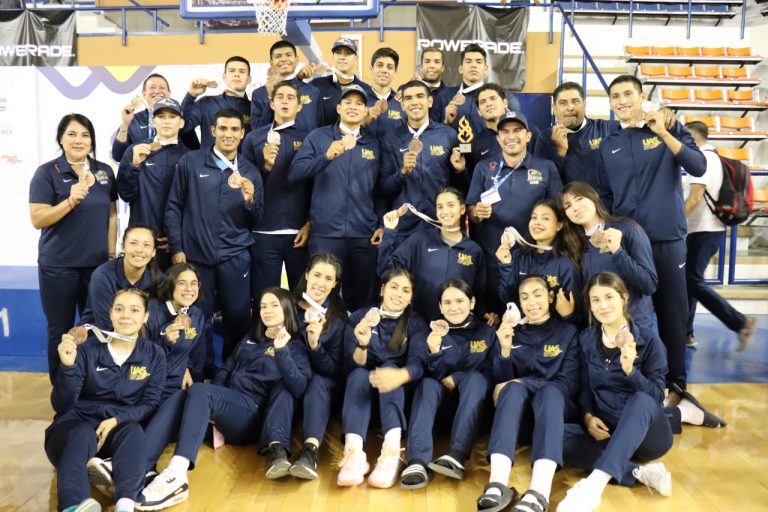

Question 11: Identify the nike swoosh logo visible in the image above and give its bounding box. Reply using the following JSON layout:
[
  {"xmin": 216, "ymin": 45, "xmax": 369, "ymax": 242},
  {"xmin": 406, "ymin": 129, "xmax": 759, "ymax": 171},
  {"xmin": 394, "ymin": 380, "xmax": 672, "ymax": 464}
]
[
  {"xmin": 427, "ymin": 248, "xmax": 439, "ymax": 252},
  {"xmin": 160, "ymin": 330, "xmax": 166, "ymax": 336},
  {"xmin": 678, "ymin": 262, "xmax": 686, "ymax": 268},
  {"xmin": 96, "ymin": 366, "xmax": 108, "ymax": 372},
  {"xmin": 199, "ymin": 174, "xmax": 210, "ymax": 178},
  {"xmin": 511, "ymin": 345, "xmax": 523, "ymax": 350},
  {"xmin": 63, "ymin": 178, "xmax": 73, "ymax": 183},
  {"xmin": 519, "ymin": 272, "xmax": 527, "ymax": 275},
  {"xmin": 612, "ymin": 148, "xmax": 621, "ymax": 154},
  {"xmin": 481, "ymin": 150, "xmax": 489, "ymax": 155},
  {"xmin": 146, "ymin": 162, "xmax": 156, "ymax": 166},
  {"xmin": 441, "ymin": 345, "xmax": 453, "ymax": 350},
  {"xmin": 323, "ymin": 96, "xmax": 331, "ymax": 100},
  {"xmin": 399, "ymin": 148, "xmax": 408, "ymax": 152},
  {"xmin": 246, "ymin": 340, "xmax": 256, "ymax": 345},
  {"xmin": 139, "ymin": 125, "xmax": 147, "ymax": 129},
  {"xmin": 243, "ymin": 272, "xmax": 249, "ymax": 278}
]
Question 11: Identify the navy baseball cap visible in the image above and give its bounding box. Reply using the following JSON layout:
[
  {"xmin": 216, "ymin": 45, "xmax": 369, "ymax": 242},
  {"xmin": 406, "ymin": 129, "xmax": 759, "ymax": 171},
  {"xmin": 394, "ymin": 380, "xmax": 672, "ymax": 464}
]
[
  {"xmin": 152, "ymin": 97, "xmax": 183, "ymax": 117},
  {"xmin": 332, "ymin": 37, "xmax": 358, "ymax": 54},
  {"xmin": 340, "ymin": 84, "xmax": 368, "ymax": 102},
  {"xmin": 497, "ymin": 111, "xmax": 529, "ymax": 130}
]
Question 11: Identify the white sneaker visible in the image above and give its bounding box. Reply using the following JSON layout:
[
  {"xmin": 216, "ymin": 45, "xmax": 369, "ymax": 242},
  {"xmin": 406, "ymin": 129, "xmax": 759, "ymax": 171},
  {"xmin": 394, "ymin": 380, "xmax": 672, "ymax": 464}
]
[
  {"xmin": 367, "ymin": 446, "xmax": 402, "ymax": 488},
  {"xmin": 556, "ymin": 479, "xmax": 602, "ymax": 512},
  {"xmin": 633, "ymin": 462, "xmax": 672, "ymax": 497},
  {"xmin": 337, "ymin": 448, "xmax": 369, "ymax": 486},
  {"xmin": 87, "ymin": 457, "xmax": 114, "ymax": 498},
  {"xmin": 137, "ymin": 467, "xmax": 189, "ymax": 511}
]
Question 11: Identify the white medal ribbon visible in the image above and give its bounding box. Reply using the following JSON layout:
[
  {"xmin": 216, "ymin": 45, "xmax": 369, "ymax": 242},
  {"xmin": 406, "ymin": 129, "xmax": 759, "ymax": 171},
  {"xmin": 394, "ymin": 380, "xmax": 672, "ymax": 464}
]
[
  {"xmin": 422, "ymin": 79, "xmax": 441, "ymax": 89},
  {"xmin": 213, "ymin": 147, "xmax": 239, "ymax": 174},
  {"xmin": 165, "ymin": 301, "xmax": 189, "ymax": 316},
  {"xmin": 271, "ymin": 119, "xmax": 295, "ymax": 132},
  {"xmin": 224, "ymin": 87, "xmax": 247, "ymax": 98},
  {"xmin": 373, "ymin": 89, "xmax": 391, "ymax": 101},
  {"xmin": 81, "ymin": 323, "xmax": 137, "ymax": 344},
  {"xmin": 584, "ymin": 222, "xmax": 605, "ymax": 237},
  {"xmin": 67, "ymin": 159, "xmax": 90, "ymax": 173},
  {"xmin": 282, "ymin": 62, "xmax": 306, "ymax": 81},
  {"xmin": 459, "ymin": 82, "xmax": 483, "ymax": 95},
  {"xmin": 408, "ymin": 119, "xmax": 429, "ymax": 140},
  {"xmin": 401, "ymin": 202, "xmax": 461, "ymax": 232},
  {"xmin": 376, "ymin": 307, "xmax": 403, "ymax": 319},
  {"xmin": 301, "ymin": 292, "xmax": 328, "ymax": 316},
  {"xmin": 329, "ymin": 65, "xmax": 354, "ymax": 83},
  {"xmin": 501, "ymin": 226, "xmax": 553, "ymax": 251},
  {"xmin": 339, "ymin": 123, "xmax": 361, "ymax": 138},
  {"xmin": 153, "ymin": 136, "xmax": 178, "ymax": 146}
]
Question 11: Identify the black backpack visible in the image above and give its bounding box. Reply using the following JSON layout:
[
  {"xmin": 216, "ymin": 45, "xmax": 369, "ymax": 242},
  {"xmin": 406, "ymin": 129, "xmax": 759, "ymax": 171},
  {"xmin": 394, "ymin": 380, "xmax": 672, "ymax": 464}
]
[{"xmin": 702, "ymin": 150, "xmax": 754, "ymax": 226}]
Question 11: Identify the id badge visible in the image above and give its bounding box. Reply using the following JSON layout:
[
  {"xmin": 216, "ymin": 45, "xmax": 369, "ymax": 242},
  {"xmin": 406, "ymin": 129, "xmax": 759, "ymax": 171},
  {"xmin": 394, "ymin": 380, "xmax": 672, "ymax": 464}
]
[{"xmin": 480, "ymin": 187, "xmax": 501, "ymax": 205}]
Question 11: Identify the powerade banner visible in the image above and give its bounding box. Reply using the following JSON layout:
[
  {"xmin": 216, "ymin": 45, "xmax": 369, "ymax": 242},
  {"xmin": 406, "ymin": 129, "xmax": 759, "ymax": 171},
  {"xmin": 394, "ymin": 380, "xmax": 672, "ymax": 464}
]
[
  {"xmin": 416, "ymin": 4, "xmax": 528, "ymax": 91},
  {"xmin": 0, "ymin": 9, "xmax": 76, "ymax": 66}
]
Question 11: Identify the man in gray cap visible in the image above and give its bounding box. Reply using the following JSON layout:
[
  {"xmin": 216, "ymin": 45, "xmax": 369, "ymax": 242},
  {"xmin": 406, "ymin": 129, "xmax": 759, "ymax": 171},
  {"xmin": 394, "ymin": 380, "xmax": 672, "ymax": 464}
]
[{"xmin": 310, "ymin": 37, "xmax": 374, "ymax": 126}]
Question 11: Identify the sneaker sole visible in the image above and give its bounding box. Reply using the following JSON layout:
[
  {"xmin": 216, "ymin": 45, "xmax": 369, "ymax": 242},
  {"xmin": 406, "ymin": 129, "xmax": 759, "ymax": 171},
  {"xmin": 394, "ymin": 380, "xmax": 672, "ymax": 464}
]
[
  {"xmin": 289, "ymin": 463, "xmax": 318, "ymax": 480},
  {"xmin": 86, "ymin": 463, "xmax": 115, "ymax": 498},
  {"xmin": 74, "ymin": 500, "xmax": 102, "ymax": 512},
  {"xmin": 367, "ymin": 472, "xmax": 399, "ymax": 489},
  {"xmin": 266, "ymin": 460, "xmax": 292, "ymax": 480},
  {"xmin": 427, "ymin": 462, "xmax": 464, "ymax": 480},
  {"xmin": 337, "ymin": 463, "xmax": 370, "ymax": 487},
  {"xmin": 137, "ymin": 486, "xmax": 189, "ymax": 511}
]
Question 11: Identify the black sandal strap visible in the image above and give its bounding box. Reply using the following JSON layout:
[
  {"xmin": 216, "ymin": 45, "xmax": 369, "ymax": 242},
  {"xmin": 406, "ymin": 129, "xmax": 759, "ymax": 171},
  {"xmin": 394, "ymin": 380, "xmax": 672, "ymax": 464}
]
[{"xmin": 512, "ymin": 489, "xmax": 550, "ymax": 512}]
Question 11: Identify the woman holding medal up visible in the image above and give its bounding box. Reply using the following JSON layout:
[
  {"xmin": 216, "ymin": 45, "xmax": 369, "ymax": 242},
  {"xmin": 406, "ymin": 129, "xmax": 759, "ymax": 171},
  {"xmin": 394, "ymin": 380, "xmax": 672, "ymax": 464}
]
[
  {"xmin": 378, "ymin": 187, "xmax": 488, "ymax": 323},
  {"xmin": 261, "ymin": 253, "xmax": 347, "ymax": 480},
  {"xmin": 45, "ymin": 289, "xmax": 166, "ymax": 512},
  {"xmin": 467, "ymin": 111, "xmax": 562, "ymax": 316},
  {"xmin": 138, "ymin": 288, "xmax": 310, "ymax": 511},
  {"xmin": 30, "ymin": 113, "xmax": 118, "ymax": 381}
]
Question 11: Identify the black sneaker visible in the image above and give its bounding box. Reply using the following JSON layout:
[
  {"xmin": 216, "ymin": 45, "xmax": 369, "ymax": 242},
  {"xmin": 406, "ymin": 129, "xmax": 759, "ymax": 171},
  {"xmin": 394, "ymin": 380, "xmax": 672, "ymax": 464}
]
[
  {"xmin": 87, "ymin": 457, "xmax": 114, "ymax": 498},
  {"xmin": 289, "ymin": 443, "xmax": 319, "ymax": 480},
  {"xmin": 265, "ymin": 443, "xmax": 291, "ymax": 480}
]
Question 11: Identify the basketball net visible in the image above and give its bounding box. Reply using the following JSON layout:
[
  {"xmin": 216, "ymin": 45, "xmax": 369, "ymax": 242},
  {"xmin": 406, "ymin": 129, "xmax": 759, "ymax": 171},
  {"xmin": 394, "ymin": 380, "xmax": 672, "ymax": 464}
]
[{"xmin": 252, "ymin": 0, "xmax": 290, "ymax": 35}]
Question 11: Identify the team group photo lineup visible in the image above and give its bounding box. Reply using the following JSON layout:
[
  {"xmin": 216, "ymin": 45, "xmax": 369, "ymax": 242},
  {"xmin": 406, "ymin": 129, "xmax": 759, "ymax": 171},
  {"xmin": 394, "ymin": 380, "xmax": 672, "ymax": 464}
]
[{"xmin": 10, "ymin": 3, "xmax": 767, "ymax": 511}]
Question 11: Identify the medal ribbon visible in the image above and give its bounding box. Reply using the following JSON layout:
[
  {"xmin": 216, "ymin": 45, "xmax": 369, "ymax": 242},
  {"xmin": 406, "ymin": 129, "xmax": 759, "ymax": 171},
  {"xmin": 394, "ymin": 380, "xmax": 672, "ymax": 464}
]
[
  {"xmin": 301, "ymin": 292, "xmax": 328, "ymax": 316},
  {"xmin": 81, "ymin": 323, "xmax": 137, "ymax": 344},
  {"xmin": 408, "ymin": 119, "xmax": 429, "ymax": 140},
  {"xmin": 502, "ymin": 226, "xmax": 553, "ymax": 251},
  {"xmin": 400, "ymin": 202, "xmax": 461, "ymax": 233}
]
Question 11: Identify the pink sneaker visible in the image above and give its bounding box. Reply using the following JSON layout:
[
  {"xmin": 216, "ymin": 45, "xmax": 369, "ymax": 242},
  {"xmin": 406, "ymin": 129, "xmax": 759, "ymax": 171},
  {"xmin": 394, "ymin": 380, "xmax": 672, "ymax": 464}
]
[
  {"xmin": 367, "ymin": 446, "xmax": 402, "ymax": 488},
  {"xmin": 337, "ymin": 448, "xmax": 369, "ymax": 486}
]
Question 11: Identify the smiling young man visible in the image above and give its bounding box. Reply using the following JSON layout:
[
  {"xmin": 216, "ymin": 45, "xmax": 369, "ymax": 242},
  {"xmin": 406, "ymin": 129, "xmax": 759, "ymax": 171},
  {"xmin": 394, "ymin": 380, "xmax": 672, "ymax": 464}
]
[
  {"xmin": 250, "ymin": 40, "xmax": 322, "ymax": 132},
  {"xmin": 181, "ymin": 56, "xmax": 253, "ymax": 149},
  {"xmin": 289, "ymin": 85, "xmax": 384, "ymax": 310},
  {"xmin": 117, "ymin": 97, "xmax": 189, "ymax": 270},
  {"xmin": 595, "ymin": 74, "xmax": 707, "ymax": 405},
  {"xmin": 467, "ymin": 111, "xmax": 562, "ymax": 313},
  {"xmin": 417, "ymin": 46, "xmax": 448, "ymax": 122},
  {"xmin": 380, "ymin": 79, "xmax": 466, "ymax": 241},
  {"xmin": 112, "ymin": 73, "xmax": 173, "ymax": 161},
  {"xmin": 310, "ymin": 38, "xmax": 375, "ymax": 126},
  {"xmin": 366, "ymin": 47, "xmax": 406, "ymax": 138},
  {"xmin": 165, "ymin": 108, "xmax": 263, "ymax": 375},
  {"xmin": 241, "ymin": 81, "xmax": 311, "ymax": 304}
]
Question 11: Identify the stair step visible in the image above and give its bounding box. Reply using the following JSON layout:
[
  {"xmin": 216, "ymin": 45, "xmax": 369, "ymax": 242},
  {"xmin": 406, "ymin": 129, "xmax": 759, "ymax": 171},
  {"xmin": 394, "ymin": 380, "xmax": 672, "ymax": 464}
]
[{"xmin": 712, "ymin": 285, "xmax": 768, "ymax": 300}]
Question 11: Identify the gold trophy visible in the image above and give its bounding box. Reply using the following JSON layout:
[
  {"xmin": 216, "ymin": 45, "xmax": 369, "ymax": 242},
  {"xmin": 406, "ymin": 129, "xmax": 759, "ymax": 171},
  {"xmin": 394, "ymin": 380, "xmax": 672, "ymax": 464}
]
[{"xmin": 457, "ymin": 116, "xmax": 474, "ymax": 154}]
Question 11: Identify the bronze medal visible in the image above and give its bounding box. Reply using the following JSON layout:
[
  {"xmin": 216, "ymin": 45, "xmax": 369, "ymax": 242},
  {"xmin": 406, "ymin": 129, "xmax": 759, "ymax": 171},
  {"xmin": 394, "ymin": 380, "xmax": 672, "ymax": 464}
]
[
  {"xmin": 227, "ymin": 172, "xmax": 242, "ymax": 189},
  {"xmin": 175, "ymin": 313, "xmax": 192, "ymax": 329},
  {"xmin": 501, "ymin": 227, "xmax": 516, "ymax": 247},
  {"xmin": 408, "ymin": 139, "xmax": 424, "ymax": 154},
  {"xmin": 364, "ymin": 308, "xmax": 381, "ymax": 328},
  {"xmin": 68, "ymin": 326, "xmax": 88, "ymax": 345},
  {"xmin": 590, "ymin": 230, "xmax": 608, "ymax": 251},
  {"xmin": 81, "ymin": 171, "xmax": 96, "ymax": 188},
  {"xmin": 149, "ymin": 142, "xmax": 162, "ymax": 152},
  {"xmin": 266, "ymin": 326, "xmax": 280, "ymax": 339},
  {"xmin": 396, "ymin": 203, "xmax": 410, "ymax": 217},
  {"xmin": 429, "ymin": 319, "xmax": 450, "ymax": 337},
  {"xmin": 615, "ymin": 330, "xmax": 634, "ymax": 349},
  {"xmin": 304, "ymin": 309, "xmax": 323, "ymax": 324},
  {"xmin": 206, "ymin": 80, "xmax": 219, "ymax": 88},
  {"xmin": 266, "ymin": 130, "xmax": 281, "ymax": 146},
  {"xmin": 131, "ymin": 96, "xmax": 143, "ymax": 109},
  {"xmin": 502, "ymin": 302, "xmax": 522, "ymax": 327},
  {"xmin": 376, "ymin": 98, "xmax": 388, "ymax": 112},
  {"xmin": 342, "ymin": 134, "xmax": 357, "ymax": 151},
  {"xmin": 239, "ymin": 177, "xmax": 253, "ymax": 191},
  {"xmin": 453, "ymin": 93, "xmax": 466, "ymax": 106}
]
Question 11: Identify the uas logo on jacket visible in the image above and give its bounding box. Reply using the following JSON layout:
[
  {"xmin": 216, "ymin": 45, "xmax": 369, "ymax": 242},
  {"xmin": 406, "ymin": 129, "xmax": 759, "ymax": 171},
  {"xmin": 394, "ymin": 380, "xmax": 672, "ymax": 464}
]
[{"xmin": 129, "ymin": 366, "xmax": 150, "ymax": 380}]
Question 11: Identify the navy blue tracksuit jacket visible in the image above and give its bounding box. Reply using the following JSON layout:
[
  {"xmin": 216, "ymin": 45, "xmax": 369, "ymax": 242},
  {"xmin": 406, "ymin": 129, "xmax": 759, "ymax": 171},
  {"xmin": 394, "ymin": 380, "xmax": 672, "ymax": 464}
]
[
  {"xmin": 366, "ymin": 91, "xmax": 406, "ymax": 139},
  {"xmin": 288, "ymin": 123, "xmax": 384, "ymax": 238},
  {"xmin": 498, "ymin": 248, "xmax": 582, "ymax": 307},
  {"xmin": 181, "ymin": 92, "xmax": 252, "ymax": 149},
  {"xmin": 51, "ymin": 337, "xmax": 167, "ymax": 425},
  {"xmin": 378, "ymin": 228, "xmax": 487, "ymax": 321},
  {"xmin": 297, "ymin": 306, "xmax": 346, "ymax": 381},
  {"xmin": 415, "ymin": 321, "xmax": 496, "ymax": 382},
  {"xmin": 308, "ymin": 75, "xmax": 375, "ymax": 126},
  {"xmin": 535, "ymin": 118, "xmax": 620, "ymax": 187},
  {"xmin": 111, "ymin": 110, "xmax": 152, "ymax": 162},
  {"xmin": 165, "ymin": 148, "xmax": 264, "ymax": 265},
  {"xmin": 577, "ymin": 323, "xmax": 668, "ymax": 425},
  {"xmin": 379, "ymin": 121, "xmax": 463, "ymax": 236},
  {"xmin": 250, "ymin": 78, "xmax": 323, "ymax": 131},
  {"xmin": 491, "ymin": 316, "xmax": 580, "ymax": 399},
  {"xmin": 595, "ymin": 122, "xmax": 706, "ymax": 242},
  {"xmin": 117, "ymin": 140, "xmax": 189, "ymax": 236}
]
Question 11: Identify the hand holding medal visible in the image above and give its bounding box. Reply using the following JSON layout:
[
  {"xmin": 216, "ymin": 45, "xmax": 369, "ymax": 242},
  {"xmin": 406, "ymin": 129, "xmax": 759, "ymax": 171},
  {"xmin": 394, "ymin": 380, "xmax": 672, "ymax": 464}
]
[
  {"xmin": 426, "ymin": 319, "xmax": 448, "ymax": 354},
  {"xmin": 342, "ymin": 133, "xmax": 357, "ymax": 151}
]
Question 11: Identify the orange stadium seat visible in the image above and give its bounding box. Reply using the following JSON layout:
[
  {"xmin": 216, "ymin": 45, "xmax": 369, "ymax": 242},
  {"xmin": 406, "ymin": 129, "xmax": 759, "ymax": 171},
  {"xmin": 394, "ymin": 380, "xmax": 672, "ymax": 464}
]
[
  {"xmin": 653, "ymin": 46, "xmax": 677, "ymax": 56},
  {"xmin": 640, "ymin": 64, "xmax": 667, "ymax": 77},
  {"xmin": 693, "ymin": 66, "xmax": 721, "ymax": 78},
  {"xmin": 680, "ymin": 115, "xmax": 717, "ymax": 128},
  {"xmin": 719, "ymin": 116, "xmax": 755, "ymax": 131},
  {"xmin": 694, "ymin": 89, "xmax": 725, "ymax": 102},
  {"xmin": 726, "ymin": 47, "xmax": 752, "ymax": 56},
  {"xmin": 660, "ymin": 88, "xmax": 692, "ymax": 102},
  {"xmin": 716, "ymin": 147, "xmax": 752, "ymax": 163},
  {"xmin": 727, "ymin": 89, "xmax": 755, "ymax": 102},
  {"xmin": 721, "ymin": 67, "xmax": 748, "ymax": 79},
  {"xmin": 667, "ymin": 66, "xmax": 693, "ymax": 77},
  {"xmin": 701, "ymin": 47, "xmax": 726, "ymax": 56},
  {"xmin": 625, "ymin": 45, "xmax": 651, "ymax": 56},
  {"xmin": 676, "ymin": 46, "xmax": 701, "ymax": 56}
]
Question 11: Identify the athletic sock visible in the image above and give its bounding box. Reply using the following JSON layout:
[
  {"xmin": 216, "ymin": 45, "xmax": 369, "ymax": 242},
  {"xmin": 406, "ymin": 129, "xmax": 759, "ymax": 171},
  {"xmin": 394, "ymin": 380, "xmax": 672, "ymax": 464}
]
[
  {"xmin": 168, "ymin": 455, "xmax": 190, "ymax": 474},
  {"xmin": 678, "ymin": 398, "xmax": 705, "ymax": 425},
  {"xmin": 383, "ymin": 428, "xmax": 401, "ymax": 449},
  {"xmin": 115, "ymin": 498, "xmax": 135, "ymax": 512},
  {"xmin": 584, "ymin": 469, "xmax": 612, "ymax": 494},
  {"xmin": 345, "ymin": 433, "xmax": 364, "ymax": 452},
  {"xmin": 487, "ymin": 453, "xmax": 512, "ymax": 496},
  {"xmin": 526, "ymin": 458, "xmax": 557, "ymax": 502}
]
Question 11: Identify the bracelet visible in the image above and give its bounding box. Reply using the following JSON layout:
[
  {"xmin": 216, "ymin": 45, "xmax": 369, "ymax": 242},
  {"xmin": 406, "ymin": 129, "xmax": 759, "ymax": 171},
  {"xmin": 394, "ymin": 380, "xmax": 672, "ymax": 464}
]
[{"xmin": 356, "ymin": 343, "xmax": 368, "ymax": 351}]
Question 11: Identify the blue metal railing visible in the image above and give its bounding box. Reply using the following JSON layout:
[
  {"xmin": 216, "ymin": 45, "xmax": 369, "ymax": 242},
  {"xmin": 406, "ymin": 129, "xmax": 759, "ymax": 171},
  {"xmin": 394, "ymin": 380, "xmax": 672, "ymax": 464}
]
[{"xmin": 727, "ymin": 170, "xmax": 768, "ymax": 285}]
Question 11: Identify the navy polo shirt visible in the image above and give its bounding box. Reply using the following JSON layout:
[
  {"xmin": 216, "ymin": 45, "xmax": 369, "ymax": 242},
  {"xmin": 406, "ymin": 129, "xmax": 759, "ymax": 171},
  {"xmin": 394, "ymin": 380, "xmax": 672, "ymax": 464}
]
[{"xmin": 29, "ymin": 155, "xmax": 117, "ymax": 268}]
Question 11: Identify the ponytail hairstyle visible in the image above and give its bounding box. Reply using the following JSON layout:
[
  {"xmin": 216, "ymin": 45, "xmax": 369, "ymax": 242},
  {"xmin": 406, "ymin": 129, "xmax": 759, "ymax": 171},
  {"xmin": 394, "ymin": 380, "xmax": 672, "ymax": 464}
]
[
  {"xmin": 111, "ymin": 288, "xmax": 150, "ymax": 337},
  {"xmin": 156, "ymin": 262, "xmax": 203, "ymax": 304},
  {"xmin": 379, "ymin": 268, "xmax": 415, "ymax": 352},
  {"xmin": 120, "ymin": 224, "xmax": 161, "ymax": 296},
  {"xmin": 293, "ymin": 252, "xmax": 347, "ymax": 333},
  {"xmin": 253, "ymin": 287, "xmax": 300, "ymax": 341},
  {"xmin": 583, "ymin": 271, "xmax": 632, "ymax": 328},
  {"xmin": 435, "ymin": 187, "xmax": 468, "ymax": 232},
  {"xmin": 522, "ymin": 199, "xmax": 583, "ymax": 266},
  {"xmin": 438, "ymin": 279, "xmax": 475, "ymax": 324}
]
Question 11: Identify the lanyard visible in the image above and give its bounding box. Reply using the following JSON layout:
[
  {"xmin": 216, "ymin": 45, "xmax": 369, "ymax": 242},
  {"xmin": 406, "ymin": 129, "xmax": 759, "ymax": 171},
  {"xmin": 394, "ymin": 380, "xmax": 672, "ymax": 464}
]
[
  {"xmin": 213, "ymin": 147, "xmax": 238, "ymax": 173},
  {"xmin": 301, "ymin": 292, "xmax": 328, "ymax": 316},
  {"xmin": 491, "ymin": 159, "xmax": 517, "ymax": 189},
  {"xmin": 165, "ymin": 301, "xmax": 189, "ymax": 316},
  {"xmin": 408, "ymin": 120, "xmax": 429, "ymax": 140}
]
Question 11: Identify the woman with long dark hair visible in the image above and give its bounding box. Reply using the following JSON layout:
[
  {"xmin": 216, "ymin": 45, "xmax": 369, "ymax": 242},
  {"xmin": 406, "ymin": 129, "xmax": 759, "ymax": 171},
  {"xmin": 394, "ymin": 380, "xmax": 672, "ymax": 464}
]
[{"xmin": 30, "ymin": 113, "xmax": 118, "ymax": 381}]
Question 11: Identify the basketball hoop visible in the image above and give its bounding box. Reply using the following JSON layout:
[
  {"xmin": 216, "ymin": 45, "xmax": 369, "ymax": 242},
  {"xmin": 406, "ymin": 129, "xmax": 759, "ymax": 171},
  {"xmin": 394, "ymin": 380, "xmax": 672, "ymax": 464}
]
[{"xmin": 252, "ymin": 0, "xmax": 290, "ymax": 35}]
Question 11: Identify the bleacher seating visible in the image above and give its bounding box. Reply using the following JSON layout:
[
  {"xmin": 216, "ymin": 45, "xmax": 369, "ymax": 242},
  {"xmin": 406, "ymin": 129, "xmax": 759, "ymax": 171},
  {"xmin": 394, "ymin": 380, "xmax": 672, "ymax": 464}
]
[
  {"xmin": 679, "ymin": 115, "xmax": 768, "ymax": 142},
  {"xmin": 559, "ymin": 1, "xmax": 738, "ymax": 20}
]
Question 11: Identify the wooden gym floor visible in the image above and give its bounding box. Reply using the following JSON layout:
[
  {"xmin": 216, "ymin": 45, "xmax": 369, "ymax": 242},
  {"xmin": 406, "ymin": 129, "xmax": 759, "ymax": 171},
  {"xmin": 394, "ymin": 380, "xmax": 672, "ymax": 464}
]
[{"xmin": 1, "ymin": 372, "xmax": 766, "ymax": 512}]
